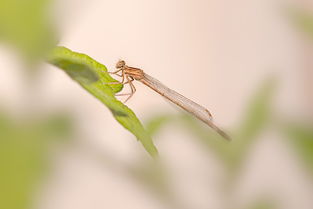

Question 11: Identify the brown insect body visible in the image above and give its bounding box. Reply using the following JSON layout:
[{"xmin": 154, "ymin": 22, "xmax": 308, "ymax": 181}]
[
  {"xmin": 112, "ymin": 60, "xmax": 231, "ymax": 141},
  {"xmin": 124, "ymin": 66, "xmax": 145, "ymax": 81}
]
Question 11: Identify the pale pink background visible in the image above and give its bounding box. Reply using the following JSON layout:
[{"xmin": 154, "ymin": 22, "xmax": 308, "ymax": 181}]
[{"xmin": 0, "ymin": 0, "xmax": 312, "ymax": 209}]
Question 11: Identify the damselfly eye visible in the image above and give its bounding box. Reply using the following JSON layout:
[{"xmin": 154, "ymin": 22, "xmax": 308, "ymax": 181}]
[{"xmin": 116, "ymin": 60, "xmax": 125, "ymax": 69}]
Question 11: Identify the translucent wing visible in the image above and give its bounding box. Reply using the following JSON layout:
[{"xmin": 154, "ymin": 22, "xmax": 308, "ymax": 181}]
[{"xmin": 140, "ymin": 73, "xmax": 230, "ymax": 140}]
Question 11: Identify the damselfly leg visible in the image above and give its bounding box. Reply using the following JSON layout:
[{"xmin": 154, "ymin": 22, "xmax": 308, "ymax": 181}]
[
  {"xmin": 109, "ymin": 67, "xmax": 136, "ymax": 103},
  {"xmin": 115, "ymin": 75, "xmax": 136, "ymax": 103}
]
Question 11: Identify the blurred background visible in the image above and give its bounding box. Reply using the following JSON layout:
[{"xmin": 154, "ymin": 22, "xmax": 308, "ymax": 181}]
[{"xmin": 0, "ymin": 0, "xmax": 312, "ymax": 209}]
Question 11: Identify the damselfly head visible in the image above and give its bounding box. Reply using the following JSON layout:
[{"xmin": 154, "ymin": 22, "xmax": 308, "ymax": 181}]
[{"xmin": 116, "ymin": 60, "xmax": 126, "ymax": 69}]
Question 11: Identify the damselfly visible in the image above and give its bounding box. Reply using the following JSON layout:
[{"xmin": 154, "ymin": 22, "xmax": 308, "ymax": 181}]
[{"xmin": 109, "ymin": 60, "xmax": 231, "ymax": 141}]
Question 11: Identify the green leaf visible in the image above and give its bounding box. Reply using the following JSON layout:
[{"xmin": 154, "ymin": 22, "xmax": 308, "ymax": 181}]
[
  {"xmin": 47, "ymin": 46, "xmax": 158, "ymax": 157},
  {"xmin": 144, "ymin": 113, "xmax": 230, "ymax": 162},
  {"xmin": 288, "ymin": 7, "xmax": 313, "ymax": 39},
  {"xmin": 244, "ymin": 198, "xmax": 277, "ymax": 209},
  {"xmin": 127, "ymin": 160, "xmax": 186, "ymax": 209},
  {"xmin": 281, "ymin": 121, "xmax": 313, "ymax": 175},
  {"xmin": 0, "ymin": 0, "xmax": 56, "ymax": 62},
  {"xmin": 236, "ymin": 78, "xmax": 276, "ymax": 141},
  {"xmin": 228, "ymin": 78, "xmax": 276, "ymax": 170},
  {"xmin": 0, "ymin": 112, "xmax": 73, "ymax": 209},
  {"xmin": 179, "ymin": 114, "xmax": 231, "ymax": 159},
  {"xmin": 145, "ymin": 114, "xmax": 174, "ymax": 136}
]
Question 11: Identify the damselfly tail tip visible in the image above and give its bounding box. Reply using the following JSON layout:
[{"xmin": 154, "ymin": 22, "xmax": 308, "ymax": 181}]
[
  {"xmin": 209, "ymin": 121, "xmax": 231, "ymax": 141},
  {"xmin": 217, "ymin": 129, "xmax": 232, "ymax": 141}
]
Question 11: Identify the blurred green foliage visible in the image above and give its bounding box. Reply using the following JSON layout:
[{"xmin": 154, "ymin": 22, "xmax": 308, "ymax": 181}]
[
  {"xmin": 0, "ymin": 1, "xmax": 71, "ymax": 209},
  {"xmin": 281, "ymin": 121, "xmax": 313, "ymax": 175},
  {"xmin": 146, "ymin": 78, "xmax": 276, "ymax": 172},
  {"xmin": 0, "ymin": 112, "xmax": 72, "ymax": 209},
  {"xmin": 288, "ymin": 7, "xmax": 313, "ymax": 39},
  {"xmin": 245, "ymin": 198, "xmax": 277, "ymax": 209},
  {"xmin": 0, "ymin": 0, "xmax": 56, "ymax": 63},
  {"xmin": 143, "ymin": 77, "xmax": 312, "ymax": 209},
  {"xmin": 286, "ymin": 6, "xmax": 313, "ymax": 176},
  {"xmin": 128, "ymin": 160, "xmax": 187, "ymax": 209},
  {"xmin": 228, "ymin": 78, "xmax": 276, "ymax": 172},
  {"xmin": 141, "ymin": 78, "xmax": 276, "ymax": 209},
  {"xmin": 47, "ymin": 46, "xmax": 158, "ymax": 157}
]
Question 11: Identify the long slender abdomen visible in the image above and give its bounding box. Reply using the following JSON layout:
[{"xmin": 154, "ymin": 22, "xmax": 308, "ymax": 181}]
[
  {"xmin": 140, "ymin": 73, "xmax": 213, "ymax": 122},
  {"xmin": 139, "ymin": 73, "xmax": 230, "ymax": 140}
]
